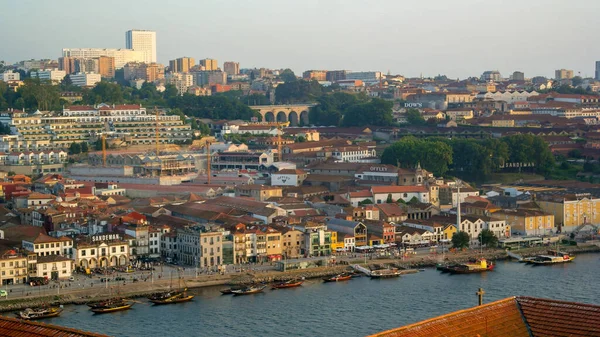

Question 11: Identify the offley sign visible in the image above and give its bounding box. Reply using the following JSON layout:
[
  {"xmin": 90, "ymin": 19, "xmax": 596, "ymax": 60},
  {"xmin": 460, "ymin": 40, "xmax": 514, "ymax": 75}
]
[
  {"xmin": 404, "ymin": 103, "xmax": 423, "ymax": 108},
  {"xmin": 370, "ymin": 166, "xmax": 388, "ymax": 172}
]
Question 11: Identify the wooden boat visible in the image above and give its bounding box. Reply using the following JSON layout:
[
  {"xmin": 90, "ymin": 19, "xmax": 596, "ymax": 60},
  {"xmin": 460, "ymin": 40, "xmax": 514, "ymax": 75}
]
[
  {"xmin": 17, "ymin": 306, "xmax": 62, "ymax": 320},
  {"xmin": 149, "ymin": 270, "xmax": 194, "ymax": 304},
  {"xmin": 436, "ymin": 263, "xmax": 459, "ymax": 273},
  {"xmin": 369, "ymin": 268, "xmax": 402, "ymax": 279},
  {"xmin": 232, "ymin": 285, "xmax": 266, "ymax": 295},
  {"xmin": 323, "ymin": 274, "xmax": 352, "ymax": 282},
  {"xmin": 529, "ymin": 254, "xmax": 574, "ymax": 265},
  {"xmin": 87, "ymin": 298, "xmax": 123, "ymax": 309},
  {"xmin": 150, "ymin": 293, "xmax": 194, "ymax": 304},
  {"xmin": 271, "ymin": 280, "xmax": 303, "ymax": 289},
  {"xmin": 446, "ymin": 259, "xmax": 494, "ymax": 274},
  {"xmin": 91, "ymin": 301, "xmax": 132, "ymax": 314}
]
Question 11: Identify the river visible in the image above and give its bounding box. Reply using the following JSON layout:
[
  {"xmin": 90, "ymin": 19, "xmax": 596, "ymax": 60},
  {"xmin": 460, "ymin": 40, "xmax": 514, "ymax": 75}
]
[{"xmin": 27, "ymin": 253, "xmax": 600, "ymax": 337}]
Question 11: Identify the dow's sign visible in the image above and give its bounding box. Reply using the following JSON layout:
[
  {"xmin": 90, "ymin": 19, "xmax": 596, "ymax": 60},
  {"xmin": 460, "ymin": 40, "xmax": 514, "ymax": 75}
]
[{"xmin": 404, "ymin": 103, "xmax": 423, "ymax": 108}]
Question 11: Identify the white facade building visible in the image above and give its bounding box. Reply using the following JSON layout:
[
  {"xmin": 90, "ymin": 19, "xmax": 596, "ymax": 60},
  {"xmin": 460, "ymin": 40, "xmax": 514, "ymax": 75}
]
[
  {"xmin": 70, "ymin": 72, "xmax": 102, "ymax": 87},
  {"xmin": 30, "ymin": 70, "xmax": 66, "ymax": 84},
  {"xmin": 332, "ymin": 146, "xmax": 376, "ymax": 162},
  {"xmin": 1, "ymin": 71, "xmax": 20, "ymax": 82},
  {"xmin": 126, "ymin": 30, "xmax": 157, "ymax": 63},
  {"xmin": 35, "ymin": 255, "xmax": 74, "ymax": 279},
  {"xmin": 62, "ymin": 48, "xmax": 145, "ymax": 69}
]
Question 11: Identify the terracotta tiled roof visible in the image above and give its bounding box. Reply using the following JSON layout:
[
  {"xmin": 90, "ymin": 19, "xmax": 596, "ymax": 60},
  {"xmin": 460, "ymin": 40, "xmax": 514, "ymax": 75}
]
[
  {"xmin": 370, "ymin": 297, "xmax": 529, "ymax": 337},
  {"xmin": 0, "ymin": 315, "xmax": 108, "ymax": 336},
  {"xmin": 518, "ymin": 296, "xmax": 600, "ymax": 337},
  {"xmin": 371, "ymin": 186, "xmax": 428, "ymax": 194}
]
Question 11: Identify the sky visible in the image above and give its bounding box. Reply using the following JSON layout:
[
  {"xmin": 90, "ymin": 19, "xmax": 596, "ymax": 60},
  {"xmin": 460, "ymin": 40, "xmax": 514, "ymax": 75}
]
[{"xmin": 2, "ymin": 0, "xmax": 600, "ymax": 79}]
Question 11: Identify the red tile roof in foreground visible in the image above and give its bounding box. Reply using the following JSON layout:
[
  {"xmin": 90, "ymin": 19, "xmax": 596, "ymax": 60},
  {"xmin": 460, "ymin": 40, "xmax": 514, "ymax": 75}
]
[
  {"xmin": 518, "ymin": 296, "xmax": 600, "ymax": 337},
  {"xmin": 370, "ymin": 296, "xmax": 600, "ymax": 337},
  {"xmin": 370, "ymin": 297, "xmax": 529, "ymax": 337},
  {"xmin": 0, "ymin": 315, "xmax": 109, "ymax": 336}
]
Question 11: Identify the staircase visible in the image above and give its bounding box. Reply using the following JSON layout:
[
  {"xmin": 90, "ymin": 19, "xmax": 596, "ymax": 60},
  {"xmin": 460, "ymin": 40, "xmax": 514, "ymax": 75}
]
[
  {"xmin": 352, "ymin": 264, "xmax": 372, "ymax": 276},
  {"xmin": 506, "ymin": 250, "xmax": 523, "ymax": 261}
]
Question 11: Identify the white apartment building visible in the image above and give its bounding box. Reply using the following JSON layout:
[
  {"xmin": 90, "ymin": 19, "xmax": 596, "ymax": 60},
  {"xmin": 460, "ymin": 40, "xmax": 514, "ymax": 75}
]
[
  {"xmin": 74, "ymin": 233, "xmax": 130, "ymax": 268},
  {"xmin": 35, "ymin": 255, "xmax": 74, "ymax": 279},
  {"xmin": 30, "ymin": 70, "xmax": 66, "ymax": 84},
  {"xmin": 2, "ymin": 104, "xmax": 192, "ymax": 150},
  {"xmin": 167, "ymin": 72, "xmax": 194, "ymax": 95},
  {"xmin": 70, "ymin": 72, "xmax": 102, "ymax": 87},
  {"xmin": 62, "ymin": 48, "xmax": 145, "ymax": 69},
  {"xmin": 22, "ymin": 233, "xmax": 74, "ymax": 259},
  {"xmin": 332, "ymin": 146, "xmax": 376, "ymax": 162},
  {"xmin": 126, "ymin": 30, "xmax": 157, "ymax": 63},
  {"xmin": 1, "ymin": 71, "xmax": 20, "ymax": 82}
]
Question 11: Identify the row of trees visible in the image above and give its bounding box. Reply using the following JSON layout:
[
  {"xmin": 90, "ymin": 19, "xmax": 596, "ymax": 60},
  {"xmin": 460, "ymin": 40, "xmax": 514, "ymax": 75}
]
[
  {"xmin": 381, "ymin": 134, "xmax": 555, "ymax": 180},
  {"xmin": 69, "ymin": 142, "xmax": 89, "ymax": 155},
  {"xmin": 308, "ymin": 92, "xmax": 394, "ymax": 127},
  {"xmin": 451, "ymin": 229, "xmax": 498, "ymax": 249}
]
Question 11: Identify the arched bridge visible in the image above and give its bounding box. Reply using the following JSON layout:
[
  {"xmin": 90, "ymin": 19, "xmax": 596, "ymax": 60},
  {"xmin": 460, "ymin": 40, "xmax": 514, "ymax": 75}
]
[{"xmin": 250, "ymin": 104, "xmax": 317, "ymax": 126}]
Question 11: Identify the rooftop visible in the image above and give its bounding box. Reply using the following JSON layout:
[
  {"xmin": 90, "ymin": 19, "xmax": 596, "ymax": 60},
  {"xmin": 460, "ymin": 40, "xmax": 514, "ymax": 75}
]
[
  {"xmin": 0, "ymin": 315, "xmax": 108, "ymax": 336},
  {"xmin": 371, "ymin": 296, "xmax": 600, "ymax": 337}
]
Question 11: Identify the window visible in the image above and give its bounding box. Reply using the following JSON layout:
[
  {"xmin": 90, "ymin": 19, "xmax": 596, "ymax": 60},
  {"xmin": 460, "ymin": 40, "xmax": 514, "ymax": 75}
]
[{"xmin": 120, "ymin": 246, "xmax": 125, "ymax": 252}]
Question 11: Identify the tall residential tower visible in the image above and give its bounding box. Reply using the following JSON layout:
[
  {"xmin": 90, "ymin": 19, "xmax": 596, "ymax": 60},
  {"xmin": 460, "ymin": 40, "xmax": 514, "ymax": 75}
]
[{"xmin": 125, "ymin": 29, "xmax": 157, "ymax": 63}]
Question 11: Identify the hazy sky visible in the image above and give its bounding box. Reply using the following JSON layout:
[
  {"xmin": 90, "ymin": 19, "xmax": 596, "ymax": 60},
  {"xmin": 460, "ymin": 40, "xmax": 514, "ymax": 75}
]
[{"xmin": 2, "ymin": 0, "xmax": 599, "ymax": 79}]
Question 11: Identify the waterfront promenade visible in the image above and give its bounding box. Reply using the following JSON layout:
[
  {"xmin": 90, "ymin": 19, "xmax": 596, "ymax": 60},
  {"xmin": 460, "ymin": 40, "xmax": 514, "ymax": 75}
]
[{"xmin": 0, "ymin": 244, "xmax": 597, "ymax": 312}]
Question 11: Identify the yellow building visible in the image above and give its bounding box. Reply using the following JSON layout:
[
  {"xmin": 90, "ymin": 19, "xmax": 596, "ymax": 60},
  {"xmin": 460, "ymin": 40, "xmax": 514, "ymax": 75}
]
[
  {"xmin": 264, "ymin": 227, "xmax": 282, "ymax": 261},
  {"xmin": 0, "ymin": 249, "xmax": 29, "ymax": 285},
  {"xmin": 536, "ymin": 193, "xmax": 600, "ymax": 232},
  {"xmin": 443, "ymin": 224, "xmax": 457, "ymax": 241},
  {"xmin": 234, "ymin": 184, "xmax": 282, "ymax": 202},
  {"xmin": 492, "ymin": 119, "xmax": 515, "ymax": 127},
  {"xmin": 329, "ymin": 231, "xmax": 345, "ymax": 252},
  {"xmin": 492, "ymin": 209, "xmax": 554, "ymax": 236}
]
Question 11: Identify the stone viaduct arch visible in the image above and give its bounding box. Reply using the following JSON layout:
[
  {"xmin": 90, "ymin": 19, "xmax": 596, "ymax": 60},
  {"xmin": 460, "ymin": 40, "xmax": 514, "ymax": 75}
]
[{"xmin": 249, "ymin": 104, "xmax": 317, "ymax": 126}]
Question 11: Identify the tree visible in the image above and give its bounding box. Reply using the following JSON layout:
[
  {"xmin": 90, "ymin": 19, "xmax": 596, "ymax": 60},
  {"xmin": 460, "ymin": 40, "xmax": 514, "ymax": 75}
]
[
  {"xmin": 358, "ymin": 199, "xmax": 373, "ymax": 205},
  {"xmin": 568, "ymin": 149, "xmax": 582, "ymax": 159},
  {"xmin": 571, "ymin": 76, "xmax": 583, "ymax": 87},
  {"xmin": 386, "ymin": 194, "xmax": 393, "ymax": 203},
  {"xmin": 381, "ymin": 137, "xmax": 453, "ymax": 176},
  {"xmin": 451, "ymin": 231, "xmax": 470, "ymax": 249},
  {"xmin": 279, "ymin": 69, "xmax": 297, "ymax": 83},
  {"xmin": 342, "ymin": 98, "xmax": 393, "ymax": 127},
  {"xmin": 80, "ymin": 142, "xmax": 89, "ymax": 153},
  {"xmin": 69, "ymin": 142, "xmax": 81, "ymax": 155},
  {"xmin": 296, "ymin": 135, "xmax": 306, "ymax": 143},
  {"xmin": 478, "ymin": 229, "xmax": 498, "ymax": 248},
  {"xmin": 405, "ymin": 108, "xmax": 426, "ymax": 126}
]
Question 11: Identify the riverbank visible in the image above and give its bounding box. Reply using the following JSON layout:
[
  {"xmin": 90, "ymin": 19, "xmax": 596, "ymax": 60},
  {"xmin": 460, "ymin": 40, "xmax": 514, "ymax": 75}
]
[{"xmin": 0, "ymin": 245, "xmax": 597, "ymax": 313}]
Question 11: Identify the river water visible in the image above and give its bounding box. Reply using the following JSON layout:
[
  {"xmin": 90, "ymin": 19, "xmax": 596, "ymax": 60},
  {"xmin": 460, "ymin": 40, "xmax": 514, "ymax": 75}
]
[{"xmin": 31, "ymin": 253, "xmax": 600, "ymax": 337}]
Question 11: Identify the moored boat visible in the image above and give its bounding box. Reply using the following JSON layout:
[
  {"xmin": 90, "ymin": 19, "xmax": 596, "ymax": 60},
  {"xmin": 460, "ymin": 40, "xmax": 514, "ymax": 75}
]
[
  {"xmin": 446, "ymin": 259, "xmax": 494, "ymax": 274},
  {"xmin": 369, "ymin": 268, "xmax": 402, "ymax": 279},
  {"xmin": 529, "ymin": 254, "xmax": 574, "ymax": 265},
  {"xmin": 232, "ymin": 285, "xmax": 266, "ymax": 295},
  {"xmin": 271, "ymin": 280, "xmax": 303, "ymax": 289},
  {"xmin": 90, "ymin": 300, "xmax": 132, "ymax": 314},
  {"xmin": 87, "ymin": 298, "xmax": 123, "ymax": 309},
  {"xmin": 150, "ymin": 293, "xmax": 194, "ymax": 304},
  {"xmin": 323, "ymin": 274, "xmax": 352, "ymax": 282},
  {"xmin": 17, "ymin": 306, "xmax": 62, "ymax": 320}
]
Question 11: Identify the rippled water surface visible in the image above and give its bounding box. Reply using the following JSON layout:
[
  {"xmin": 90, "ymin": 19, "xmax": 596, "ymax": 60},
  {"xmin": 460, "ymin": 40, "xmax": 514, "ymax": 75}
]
[{"xmin": 36, "ymin": 253, "xmax": 600, "ymax": 337}]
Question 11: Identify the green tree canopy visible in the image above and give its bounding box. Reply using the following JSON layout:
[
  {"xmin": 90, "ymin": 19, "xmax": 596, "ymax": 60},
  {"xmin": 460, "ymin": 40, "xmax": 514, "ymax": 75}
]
[
  {"xmin": 381, "ymin": 136, "xmax": 453, "ymax": 176},
  {"xmin": 451, "ymin": 231, "xmax": 470, "ymax": 249},
  {"xmin": 478, "ymin": 229, "xmax": 499, "ymax": 248},
  {"xmin": 69, "ymin": 142, "xmax": 81, "ymax": 155},
  {"xmin": 405, "ymin": 108, "xmax": 426, "ymax": 126},
  {"xmin": 279, "ymin": 69, "xmax": 297, "ymax": 83}
]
